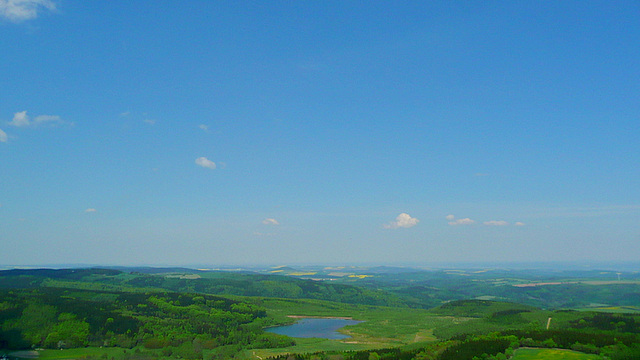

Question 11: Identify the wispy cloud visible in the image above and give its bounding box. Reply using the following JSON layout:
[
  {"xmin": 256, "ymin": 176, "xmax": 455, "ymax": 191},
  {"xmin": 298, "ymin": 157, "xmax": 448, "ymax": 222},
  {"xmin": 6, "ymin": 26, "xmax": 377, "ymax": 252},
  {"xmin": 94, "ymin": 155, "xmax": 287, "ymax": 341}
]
[
  {"xmin": 85, "ymin": 208, "xmax": 97, "ymax": 213},
  {"xmin": 34, "ymin": 114, "xmax": 62, "ymax": 124},
  {"xmin": 384, "ymin": 213, "xmax": 419, "ymax": 229},
  {"xmin": 0, "ymin": 0, "xmax": 56, "ymax": 22},
  {"xmin": 449, "ymin": 218, "xmax": 475, "ymax": 225},
  {"xmin": 199, "ymin": 124, "xmax": 209, "ymax": 131},
  {"xmin": 446, "ymin": 215, "xmax": 475, "ymax": 226},
  {"xmin": 8, "ymin": 111, "xmax": 64, "ymax": 127},
  {"xmin": 143, "ymin": 119, "xmax": 156, "ymax": 125},
  {"xmin": 447, "ymin": 214, "xmax": 524, "ymax": 227},
  {"xmin": 0, "ymin": 128, "xmax": 7, "ymax": 142},
  {"xmin": 195, "ymin": 157, "xmax": 216, "ymax": 169},
  {"xmin": 484, "ymin": 220, "xmax": 509, "ymax": 226},
  {"xmin": 262, "ymin": 218, "xmax": 279, "ymax": 225}
]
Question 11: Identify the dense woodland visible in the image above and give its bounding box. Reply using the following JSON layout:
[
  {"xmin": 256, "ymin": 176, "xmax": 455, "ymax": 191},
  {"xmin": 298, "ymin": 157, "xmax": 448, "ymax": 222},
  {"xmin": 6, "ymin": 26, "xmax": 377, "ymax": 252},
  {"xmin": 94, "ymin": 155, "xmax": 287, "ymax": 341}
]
[
  {"xmin": 2, "ymin": 268, "xmax": 640, "ymax": 360},
  {"xmin": 0, "ymin": 286, "xmax": 295, "ymax": 359}
]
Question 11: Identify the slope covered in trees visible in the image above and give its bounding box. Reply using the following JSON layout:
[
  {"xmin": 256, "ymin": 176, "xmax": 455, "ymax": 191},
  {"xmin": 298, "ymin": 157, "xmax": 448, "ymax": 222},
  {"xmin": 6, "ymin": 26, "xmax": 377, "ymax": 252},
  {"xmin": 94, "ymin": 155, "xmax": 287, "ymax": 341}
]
[
  {"xmin": 0, "ymin": 287, "xmax": 292, "ymax": 359},
  {"xmin": 0, "ymin": 269, "xmax": 406, "ymax": 308}
]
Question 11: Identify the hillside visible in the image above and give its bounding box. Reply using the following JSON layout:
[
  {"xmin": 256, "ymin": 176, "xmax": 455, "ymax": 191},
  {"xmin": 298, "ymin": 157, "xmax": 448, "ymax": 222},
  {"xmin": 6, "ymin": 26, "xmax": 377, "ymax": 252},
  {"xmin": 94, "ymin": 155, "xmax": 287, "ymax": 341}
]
[
  {"xmin": 3, "ymin": 268, "xmax": 640, "ymax": 359},
  {"xmin": 0, "ymin": 268, "xmax": 407, "ymax": 308}
]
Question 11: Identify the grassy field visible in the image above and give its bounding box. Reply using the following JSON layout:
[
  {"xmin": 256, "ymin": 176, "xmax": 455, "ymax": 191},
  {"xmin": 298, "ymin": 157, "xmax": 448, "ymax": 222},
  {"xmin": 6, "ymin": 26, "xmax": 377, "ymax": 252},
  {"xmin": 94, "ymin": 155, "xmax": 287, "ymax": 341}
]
[
  {"xmin": 36, "ymin": 347, "xmax": 130, "ymax": 360},
  {"xmin": 256, "ymin": 297, "xmax": 473, "ymax": 342},
  {"xmin": 242, "ymin": 338, "xmax": 377, "ymax": 360},
  {"xmin": 511, "ymin": 348, "xmax": 600, "ymax": 360},
  {"xmin": 235, "ymin": 297, "xmax": 472, "ymax": 359}
]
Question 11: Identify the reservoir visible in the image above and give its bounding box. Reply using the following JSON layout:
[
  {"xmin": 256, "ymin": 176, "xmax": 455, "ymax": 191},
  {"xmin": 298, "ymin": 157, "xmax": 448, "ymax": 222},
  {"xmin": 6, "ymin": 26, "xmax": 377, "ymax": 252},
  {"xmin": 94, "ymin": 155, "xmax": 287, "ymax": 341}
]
[{"xmin": 266, "ymin": 318, "xmax": 363, "ymax": 340}]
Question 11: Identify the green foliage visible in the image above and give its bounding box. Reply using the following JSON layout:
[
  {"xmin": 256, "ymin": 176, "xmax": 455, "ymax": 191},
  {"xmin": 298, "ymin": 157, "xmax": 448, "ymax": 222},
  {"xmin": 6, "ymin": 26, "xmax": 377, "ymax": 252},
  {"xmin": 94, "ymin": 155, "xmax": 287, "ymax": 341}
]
[
  {"xmin": 4, "ymin": 267, "xmax": 640, "ymax": 360},
  {"xmin": 505, "ymin": 329, "xmax": 640, "ymax": 348},
  {"xmin": 438, "ymin": 337, "xmax": 511, "ymax": 360},
  {"xmin": 570, "ymin": 312, "xmax": 640, "ymax": 333},
  {"xmin": 511, "ymin": 348, "xmax": 600, "ymax": 360},
  {"xmin": 432, "ymin": 300, "xmax": 537, "ymax": 318},
  {"xmin": 0, "ymin": 286, "xmax": 272, "ymax": 356},
  {"xmin": 601, "ymin": 343, "xmax": 640, "ymax": 360},
  {"xmin": 249, "ymin": 333, "xmax": 296, "ymax": 349},
  {"xmin": 123, "ymin": 272, "xmax": 407, "ymax": 308},
  {"xmin": 44, "ymin": 312, "xmax": 90, "ymax": 348}
]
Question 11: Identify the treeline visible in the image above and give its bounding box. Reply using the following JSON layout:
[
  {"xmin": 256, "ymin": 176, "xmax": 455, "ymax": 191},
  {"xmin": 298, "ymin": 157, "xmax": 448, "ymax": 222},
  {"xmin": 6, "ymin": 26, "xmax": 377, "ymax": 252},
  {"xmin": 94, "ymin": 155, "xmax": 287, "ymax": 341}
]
[
  {"xmin": 0, "ymin": 287, "xmax": 292, "ymax": 359},
  {"xmin": 0, "ymin": 269, "xmax": 408, "ymax": 308},
  {"xmin": 431, "ymin": 300, "xmax": 537, "ymax": 318},
  {"xmin": 571, "ymin": 312, "xmax": 640, "ymax": 333},
  {"xmin": 123, "ymin": 273, "xmax": 407, "ymax": 308}
]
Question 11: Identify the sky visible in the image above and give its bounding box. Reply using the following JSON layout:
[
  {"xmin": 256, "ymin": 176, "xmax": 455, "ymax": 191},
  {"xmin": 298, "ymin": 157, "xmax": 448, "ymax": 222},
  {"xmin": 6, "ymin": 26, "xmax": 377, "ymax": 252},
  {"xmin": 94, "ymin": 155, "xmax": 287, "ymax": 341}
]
[{"xmin": 1, "ymin": 1, "xmax": 639, "ymax": 267}]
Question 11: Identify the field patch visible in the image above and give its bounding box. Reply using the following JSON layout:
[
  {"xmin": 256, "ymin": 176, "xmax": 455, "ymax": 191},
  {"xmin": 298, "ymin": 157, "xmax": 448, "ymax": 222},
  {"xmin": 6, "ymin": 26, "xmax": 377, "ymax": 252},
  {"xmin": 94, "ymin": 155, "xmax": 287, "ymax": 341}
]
[
  {"xmin": 37, "ymin": 347, "xmax": 130, "ymax": 360},
  {"xmin": 512, "ymin": 348, "xmax": 600, "ymax": 359}
]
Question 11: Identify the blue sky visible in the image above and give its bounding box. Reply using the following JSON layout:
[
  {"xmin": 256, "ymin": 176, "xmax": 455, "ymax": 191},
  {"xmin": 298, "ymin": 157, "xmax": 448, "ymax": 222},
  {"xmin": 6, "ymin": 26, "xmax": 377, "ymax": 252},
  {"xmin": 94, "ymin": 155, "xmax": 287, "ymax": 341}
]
[{"xmin": 1, "ymin": 1, "xmax": 639, "ymax": 267}]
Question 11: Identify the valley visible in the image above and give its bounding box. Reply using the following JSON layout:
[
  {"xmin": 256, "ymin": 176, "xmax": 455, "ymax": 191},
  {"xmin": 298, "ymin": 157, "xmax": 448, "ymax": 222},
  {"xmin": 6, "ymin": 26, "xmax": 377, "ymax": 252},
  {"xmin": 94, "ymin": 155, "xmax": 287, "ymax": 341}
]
[{"xmin": 1, "ymin": 265, "xmax": 640, "ymax": 359}]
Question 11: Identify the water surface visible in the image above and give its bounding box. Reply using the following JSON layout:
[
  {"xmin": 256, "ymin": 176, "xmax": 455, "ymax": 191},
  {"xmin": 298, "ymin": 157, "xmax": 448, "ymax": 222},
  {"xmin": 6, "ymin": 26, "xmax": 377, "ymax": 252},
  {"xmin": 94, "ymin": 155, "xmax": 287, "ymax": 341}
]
[{"xmin": 266, "ymin": 318, "xmax": 363, "ymax": 340}]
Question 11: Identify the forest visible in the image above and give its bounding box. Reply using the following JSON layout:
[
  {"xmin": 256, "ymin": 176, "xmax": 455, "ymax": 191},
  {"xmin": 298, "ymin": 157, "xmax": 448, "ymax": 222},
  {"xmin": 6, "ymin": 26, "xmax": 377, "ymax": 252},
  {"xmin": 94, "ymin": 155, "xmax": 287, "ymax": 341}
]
[{"xmin": 2, "ymin": 267, "xmax": 640, "ymax": 360}]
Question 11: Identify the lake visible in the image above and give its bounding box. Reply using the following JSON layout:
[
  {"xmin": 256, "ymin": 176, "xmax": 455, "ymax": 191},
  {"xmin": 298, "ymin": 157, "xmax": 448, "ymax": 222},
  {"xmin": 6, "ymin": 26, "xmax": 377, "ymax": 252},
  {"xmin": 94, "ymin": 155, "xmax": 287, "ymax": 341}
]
[{"xmin": 265, "ymin": 317, "xmax": 363, "ymax": 340}]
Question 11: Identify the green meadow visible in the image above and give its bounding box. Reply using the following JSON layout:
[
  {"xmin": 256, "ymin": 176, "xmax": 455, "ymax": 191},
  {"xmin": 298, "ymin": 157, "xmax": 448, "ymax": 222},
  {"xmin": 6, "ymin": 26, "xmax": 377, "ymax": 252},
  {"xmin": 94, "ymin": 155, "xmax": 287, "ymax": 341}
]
[
  {"xmin": 238, "ymin": 297, "xmax": 470, "ymax": 358},
  {"xmin": 36, "ymin": 347, "xmax": 129, "ymax": 360},
  {"xmin": 511, "ymin": 348, "xmax": 600, "ymax": 360}
]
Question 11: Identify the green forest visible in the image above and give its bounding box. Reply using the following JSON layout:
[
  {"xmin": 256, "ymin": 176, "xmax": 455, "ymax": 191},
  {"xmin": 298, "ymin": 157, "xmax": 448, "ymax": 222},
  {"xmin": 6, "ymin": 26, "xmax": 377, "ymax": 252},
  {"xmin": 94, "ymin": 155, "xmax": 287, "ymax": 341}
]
[{"xmin": 2, "ymin": 267, "xmax": 640, "ymax": 360}]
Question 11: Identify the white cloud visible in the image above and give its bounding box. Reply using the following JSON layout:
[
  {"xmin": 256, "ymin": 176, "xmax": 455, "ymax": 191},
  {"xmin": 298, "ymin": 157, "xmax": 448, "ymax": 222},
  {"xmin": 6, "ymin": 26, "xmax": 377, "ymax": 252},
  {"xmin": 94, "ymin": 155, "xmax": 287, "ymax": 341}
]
[
  {"xmin": 0, "ymin": 128, "xmax": 7, "ymax": 142},
  {"xmin": 384, "ymin": 213, "xmax": 419, "ymax": 229},
  {"xmin": 199, "ymin": 124, "xmax": 209, "ymax": 131},
  {"xmin": 143, "ymin": 119, "xmax": 156, "ymax": 125},
  {"xmin": 8, "ymin": 111, "xmax": 63, "ymax": 127},
  {"xmin": 445, "ymin": 214, "xmax": 455, "ymax": 221},
  {"xmin": 195, "ymin": 157, "xmax": 216, "ymax": 169},
  {"xmin": 9, "ymin": 111, "xmax": 29, "ymax": 127},
  {"xmin": 448, "ymin": 218, "xmax": 475, "ymax": 226},
  {"xmin": 484, "ymin": 220, "xmax": 509, "ymax": 226},
  {"xmin": 262, "ymin": 218, "xmax": 279, "ymax": 225},
  {"xmin": 85, "ymin": 208, "xmax": 97, "ymax": 213},
  {"xmin": 0, "ymin": 0, "xmax": 56, "ymax": 22},
  {"xmin": 514, "ymin": 222, "xmax": 525, "ymax": 226},
  {"xmin": 120, "ymin": 111, "xmax": 130, "ymax": 117}
]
